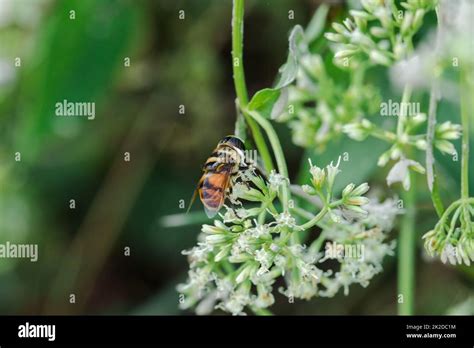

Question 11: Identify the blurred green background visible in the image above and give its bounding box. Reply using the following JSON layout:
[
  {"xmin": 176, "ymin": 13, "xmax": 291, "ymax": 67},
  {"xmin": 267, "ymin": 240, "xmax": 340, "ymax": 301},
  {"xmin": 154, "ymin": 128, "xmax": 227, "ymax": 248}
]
[{"xmin": 0, "ymin": 0, "xmax": 472, "ymax": 315}]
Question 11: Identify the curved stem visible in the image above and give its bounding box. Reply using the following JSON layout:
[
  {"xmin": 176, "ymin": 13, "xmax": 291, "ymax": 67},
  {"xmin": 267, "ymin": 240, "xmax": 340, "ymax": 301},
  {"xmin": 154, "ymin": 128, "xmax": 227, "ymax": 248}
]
[
  {"xmin": 232, "ymin": 0, "xmax": 274, "ymax": 173},
  {"xmin": 291, "ymin": 206, "xmax": 315, "ymax": 221},
  {"xmin": 246, "ymin": 109, "xmax": 290, "ymax": 210},
  {"xmin": 298, "ymin": 206, "xmax": 328, "ymax": 230}
]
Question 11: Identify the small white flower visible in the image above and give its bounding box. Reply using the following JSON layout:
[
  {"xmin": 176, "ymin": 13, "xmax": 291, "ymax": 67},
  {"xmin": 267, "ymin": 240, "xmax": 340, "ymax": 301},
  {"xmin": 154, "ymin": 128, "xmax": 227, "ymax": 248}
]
[
  {"xmin": 274, "ymin": 254, "xmax": 287, "ymax": 275},
  {"xmin": 298, "ymin": 261, "xmax": 321, "ymax": 283},
  {"xmin": 234, "ymin": 232, "xmax": 251, "ymax": 252},
  {"xmin": 178, "ymin": 266, "xmax": 214, "ymax": 299},
  {"xmin": 249, "ymin": 221, "xmax": 271, "ymax": 239},
  {"xmin": 181, "ymin": 242, "xmax": 213, "ymax": 266},
  {"xmin": 274, "ymin": 211, "xmax": 297, "ymax": 228},
  {"xmin": 222, "ymin": 207, "xmax": 240, "ymax": 222},
  {"xmin": 386, "ymin": 159, "xmax": 425, "ymax": 190},
  {"xmin": 326, "ymin": 156, "xmax": 342, "ymax": 191},
  {"xmin": 195, "ymin": 291, "xmax": 217, "ymax": 315},
  {"xmin": 318, "ymin": 277, "xmax": 340, "ymax": 298},
  {"xmin": 268, "ymin": 170, "xmax": 288, "ymax": 192},
  {"xmin": 288, "ymin": 244, "xmax": 306, "ymax": 257},
  {"xmin": 217, "ymin": 284, "xmax": 251, "ymax": 316},
  {"xmin": 235, "ymin": 263, "xmax": 256, "ymax": 284},
  {"xmin": 215, "ymin": 277, "xmax": 234, "ymax": 298},
  {"xmin": 254, "ymin": 248, "xmax": 272, "ymax": 275},
  {"xmin": 254, "ymin": 283, "xmax": 275, "ymax": 308},
  {"xmin": 308, "ymin": 158, "xmax": 326, "ymax": 189},
  {"xmin": 363, "ymin": 197, "xmax": 402, "ymax": 232},
  {"xmin": 441, "ymin": 243, "xmax": 458, "ymax": 265}
]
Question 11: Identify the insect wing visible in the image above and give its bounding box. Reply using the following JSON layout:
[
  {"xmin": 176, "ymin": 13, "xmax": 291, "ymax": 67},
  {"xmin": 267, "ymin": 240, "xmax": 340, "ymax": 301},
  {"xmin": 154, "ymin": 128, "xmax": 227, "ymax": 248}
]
[{"xmin": 200, "ymin": 171, "xmax": 231, "ymax": 218}]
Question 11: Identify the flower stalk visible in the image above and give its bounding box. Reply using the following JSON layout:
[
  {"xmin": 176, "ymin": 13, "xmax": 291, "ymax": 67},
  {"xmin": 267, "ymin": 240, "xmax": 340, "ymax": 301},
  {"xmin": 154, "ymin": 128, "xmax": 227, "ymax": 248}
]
[
  {"xmin": 398, "ymin": 173, "xmax": 416, "ymax": 315},
  {"xmin": 232, "ymin": 0, "xmax": 274, "ymax": 173},
  {"xmin": 396, "ymin": 84, "xmax": 416, "ymax": 316},
  {"xmin": 246, "ymin": 109, "xmax": 291, "ymax": 211}
]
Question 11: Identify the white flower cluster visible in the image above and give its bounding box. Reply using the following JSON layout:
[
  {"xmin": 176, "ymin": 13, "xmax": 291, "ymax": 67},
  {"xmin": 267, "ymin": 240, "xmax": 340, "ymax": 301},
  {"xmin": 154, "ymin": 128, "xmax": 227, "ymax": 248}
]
[
  {"xmin": 325, "ymin": 0, "xmax": 438, "ymax": 68},
  {"xmin": 313, "ymin": 198, "xmax": 399, "ymax": 297},
  {"xmin": 178, "ymin": 162, "xmax": 396, "ymax": 315},
  {"xmin": 322, "ymin": 0, "xmax": 464, "ymax": 192},
  {"xmin": 269, "ymin": 4, "xmax": 381, "ymax": 152},
  {"xmin": 423, "ymin": 199, "xmax": 474, "ymax": 266}
]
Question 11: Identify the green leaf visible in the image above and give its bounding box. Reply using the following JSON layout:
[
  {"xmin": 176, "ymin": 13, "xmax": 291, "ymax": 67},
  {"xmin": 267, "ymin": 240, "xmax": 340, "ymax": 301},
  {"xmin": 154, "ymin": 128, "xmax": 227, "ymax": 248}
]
[
  {"xmin": 274, "ymin": 25, "xmax": 305, "ymax": 89},
  {"xmin": 305, "ymin": 4, "xmax": 330, "ymax": 44},
  {"xmin": 248, "ymin": 88, "xmax": 280, "ymax": 112},
  {"xmin": 248, "ymin": 87, "xmax": 289, "ymax": 120},
  {"xmin": 249, "ymin": 25, "xmax": 305, "ymax": 120}
]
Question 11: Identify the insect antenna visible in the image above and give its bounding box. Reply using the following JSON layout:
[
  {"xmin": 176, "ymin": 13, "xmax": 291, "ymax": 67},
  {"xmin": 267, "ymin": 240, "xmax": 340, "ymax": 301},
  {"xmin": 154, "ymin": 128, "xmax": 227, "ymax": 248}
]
[{"xmin": 186, "ymin": 188, "xmax": 198, "ymax": 214}]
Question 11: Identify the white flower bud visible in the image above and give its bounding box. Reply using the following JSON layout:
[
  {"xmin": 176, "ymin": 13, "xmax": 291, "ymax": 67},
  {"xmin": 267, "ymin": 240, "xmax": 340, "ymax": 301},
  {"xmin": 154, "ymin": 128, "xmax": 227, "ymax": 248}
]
[
  {"xmin": 342, "ymin": 183, "xmax": 355, "ymax": 197},
  {"xmin": 235, "ymin": 264, "xmax": 254, "ymax": 284},
  {"xmin": 335, "ymin": 49, "xmax": 358, "ymax": 59},
  {"xmin": 370, "ymin": 26, "xmax": 388, "ymax": 38},
  {"xmin": 308, "ymin": 158, "xmax": 326, "ymax": 189},
  {"xmin": 324, "ymin": 32, "xmax": 345, "ymax": 43},
  {"xmin": 411, "ymin": 9, "xmax": 425, "ymax": 31},
  {"xmin": 351, "ymin": 182, "xmax": 370, "ymax": 196},
  {"xmin": 401, "ymin": 12, "xmax": 414, "ymax": 35},
  {"xmin": 377, "ymin": 151, "xmax": 390, "ymax": 167},
  {"xmin": 345, "ymin": 196, "xmax": 370, "ymax": 206},
  {"xmin": 206, "ymin": 234, "xmax": 229, "ymax": 245},
  {"xmin": 343, "ymin": 18, "xmax": 356, "ymax": 31},
  {"xmin": 326, "ymin": 156, "xmax": 341, "ymax": 192},
  {"xmin": 332, "ymin": 22, "xmax": 348, "ymax": 34},
  {"xmin": 415, "ymin": 139, "xmax": 427, "ymax": 150},
  {"xmin": 436, "ymin": 121, "xmax": 462, "ymax": 140},
  {"xmin": 369, "ymin": 50, "xmax": 392, "ymax": 66}
]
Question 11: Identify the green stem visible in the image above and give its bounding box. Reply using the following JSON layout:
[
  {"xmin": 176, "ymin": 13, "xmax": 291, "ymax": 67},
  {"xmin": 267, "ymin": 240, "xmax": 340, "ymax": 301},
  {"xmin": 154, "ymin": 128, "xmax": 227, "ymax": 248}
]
[
  {"xmin": 396, "ymin": 84, "xmax": 413, "ymax": 138},
  {"xmin": 232, "ymin": 0, "xmax": 274, "ymax": 173},
  {"xmin": 309, "ymin": 230, "xmax": 327, "ymax": 254},
  {"xmin": 298, "ymin": 206, "xmax": 328, "ymax": 230},
  {"xmin": 398, "ymin": 173, "xmax": 416, "ymax": 315},
  {"xmin": 460, "ymin": 68, "xmax": 470, "ymax": 200},
  {"xmin": 426, "ymin": 82, "xmax": 445, "ymax": 217},
  {"xmin": 246, "ymin": 109, "xmax": 291, "ymax": 211},
  {"xmin": 425, "ymin": 5, "xmax": 445, "ymax": 218},
  {"xmin": 396, "ymin": 83, "xmax": 417, "ymax": 315},
  {"xmin": 232, "ymin": 0, "xmax": 248, "ymax": 105},
  {"xmin": 250, "ymin": 306, "xmax": 274, "ymax": 316},
  {"xmin": 369, "ymin": 127, "xmax": 397, "ymax": 143},
  {"xmin": 291, "ymin": 206, "xmax": 315, "ymax": 221}
]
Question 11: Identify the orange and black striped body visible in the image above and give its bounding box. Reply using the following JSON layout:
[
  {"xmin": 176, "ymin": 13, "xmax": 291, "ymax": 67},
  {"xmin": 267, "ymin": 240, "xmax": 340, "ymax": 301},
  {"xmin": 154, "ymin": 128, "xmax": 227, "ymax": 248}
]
[{"xmin": 196, "ymin": 135, "xmax": 245, "ymax": 217}]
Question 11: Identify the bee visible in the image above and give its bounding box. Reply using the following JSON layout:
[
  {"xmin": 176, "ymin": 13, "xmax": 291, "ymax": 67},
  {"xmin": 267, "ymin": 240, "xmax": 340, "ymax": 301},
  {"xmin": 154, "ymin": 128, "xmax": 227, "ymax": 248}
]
[{"xmin": 189, "ymin": 135, "xmax": 248, "ymax": 218}]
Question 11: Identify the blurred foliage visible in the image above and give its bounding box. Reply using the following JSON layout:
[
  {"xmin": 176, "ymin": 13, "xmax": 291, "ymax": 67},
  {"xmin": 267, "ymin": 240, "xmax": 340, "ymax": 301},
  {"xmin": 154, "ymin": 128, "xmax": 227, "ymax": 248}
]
[{"xmin": 0, "ymin": 0, "xmax": 472, "ymax": 315}]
